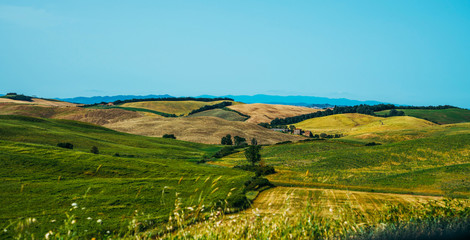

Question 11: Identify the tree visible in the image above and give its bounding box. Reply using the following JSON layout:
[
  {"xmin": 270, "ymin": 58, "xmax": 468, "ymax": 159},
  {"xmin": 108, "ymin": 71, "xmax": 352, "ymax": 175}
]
[
  {"xmin": 234, "ymin": 136, "xmax": 247, "ymax": 146},
  {"xmin": 57, "ymin": 142, "xmax": 73, "ymax": 149},
  {"xmin": 251, "ymin": 138, "xmax": 258, "ymax": 145},
  {"xmin": 245, "ymin": 145, "xmax": 261, "ymax": 166},
  {"xmin": 162, "ymin": 134, "xmax": 176, "ymax": 139},
  {"xmin": 221, "ymin": 134, "xmax": 233, "ymax": 145},
  {"xmin": 90, "ymin": 146, "xmax": 99, "ymax": 154}
]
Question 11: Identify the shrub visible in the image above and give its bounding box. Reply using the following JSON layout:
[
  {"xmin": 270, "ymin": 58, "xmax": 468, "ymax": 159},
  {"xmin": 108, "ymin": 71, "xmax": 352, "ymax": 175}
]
[
  {"xmin": 162, "ymin": 134, "xmax": 176, "ymax": 139},
  {"xmin": 213, "ymin": 146, "xmax": 237, "ymax": 158},
  {"xmin": 365, "ymin": 142, "xmax": 381, "ymax": 146},
  {"xmin": 226, "ymin": 193, "xmax": 250, "ymax": 209},
  {"xmin": 244, "ymin": 177, "xmax": 275, "ymax": 191},
  {"xmin": 57, "ymin": 142, "xmax": 73, "ymax": 149},
  {"xmin": 234, "ymin": 165, "xmax": 276, "ymax": 176},
  {"xmin": 90, "ymin": 146, "xmax": 99, "ymax": 154}
]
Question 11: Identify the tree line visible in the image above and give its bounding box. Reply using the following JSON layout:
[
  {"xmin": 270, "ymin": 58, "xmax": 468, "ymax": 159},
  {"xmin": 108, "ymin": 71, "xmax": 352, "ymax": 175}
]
[
  {"xmin": 187, "ymin": 101, "xmax": 233, "ymax": 115},
  {"xmin": 265, "ymin": 104, "xmax": 457, "ymax": 127}
]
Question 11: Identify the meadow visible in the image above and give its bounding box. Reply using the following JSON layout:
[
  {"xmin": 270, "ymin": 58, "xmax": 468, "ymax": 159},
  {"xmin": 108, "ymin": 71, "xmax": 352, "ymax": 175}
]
[
  {"xmin": 0, "ymin": 115, "xmax": 252, "ymax": 239},
  {"xmin": 216, "ymin": 133, "xmax": 470, "ymax": 197}
]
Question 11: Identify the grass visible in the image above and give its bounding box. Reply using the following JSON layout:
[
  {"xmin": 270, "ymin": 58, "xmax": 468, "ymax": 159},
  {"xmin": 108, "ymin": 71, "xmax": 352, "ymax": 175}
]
[
  {"xmin": 164, "ymin": 189, "xmax": 470, "ymax": 239},
  {"xmin": 293, "ymin": 113, "xmax": 382, "ymax": 134},
  {"xmin": 121, "ymin": 100, "xmax": 233, "ymax": 116},
  {"xmin": 0, "ymin": 115, "xmax": 253, "ymax": 238},
  {"xmin": 376, "ymin": 108, "xmax": 470, "ymax": 124},
  {"xmin": 216, "ymin": 133, "xmax": 470, "ymax": 196},
  {"xmin": 188, "ymin": 109, "xmax": 248, "ymax": 121}
]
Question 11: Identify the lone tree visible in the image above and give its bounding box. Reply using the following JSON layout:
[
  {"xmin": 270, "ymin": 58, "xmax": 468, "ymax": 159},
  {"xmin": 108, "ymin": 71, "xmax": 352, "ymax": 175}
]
[
  {"xmin": 251, "ymin": 138, "xmax": 258, "ymax": 146},
  {"xmin": 221, "ymin": 134, "xmax": 233, "ymax": 145},
  {"xmin": 162, "ymin": 134, "xmax": 176, "ymax": 139},
  {"xmin": 90, "ymin": 146, "xmax": 99, "ymax": 154},
  {"xmin": 245, "ymin": 145, "xmax": 261, "ymax": 166}
]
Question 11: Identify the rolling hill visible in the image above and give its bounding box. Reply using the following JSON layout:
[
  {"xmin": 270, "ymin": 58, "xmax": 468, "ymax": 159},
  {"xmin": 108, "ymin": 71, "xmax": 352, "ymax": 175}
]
[
  {"xmin": 0, "ymin": 115, "xmax": 252, "ymax": 238},
  {"xmin": 0, "ymin": 96, "xmax": 77, "ymax": 107},
  {"xmin": 227, "ymin": 103, "xmax": 320, "ymax": 124},
  {"xmin": 215, "ymin": 133, "xmax": 470, "ymax": 196},
  {"xmin": 294, "ymin": 113, "xmax": 382, "ymax": 133},
  {"xmin": 104, "ymin": 116, "xmax": 303, "ymax": 145},
  {"xmin": 121, "ymin": 100, "xmax": 238, "ymax": 116},
  {"xmin": 188, "ymin": 108, "xmax": 248, "ymax": 121},
  {"xmin": 375, "ymin": 108, "xmax": 470, "ymax": 124}
]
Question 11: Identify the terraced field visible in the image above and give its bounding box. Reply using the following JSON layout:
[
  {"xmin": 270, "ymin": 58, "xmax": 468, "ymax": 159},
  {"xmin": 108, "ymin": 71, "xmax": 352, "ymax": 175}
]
[{"xmin": 376, "ymin": 108, "xmax": 470, "ymax": 124}]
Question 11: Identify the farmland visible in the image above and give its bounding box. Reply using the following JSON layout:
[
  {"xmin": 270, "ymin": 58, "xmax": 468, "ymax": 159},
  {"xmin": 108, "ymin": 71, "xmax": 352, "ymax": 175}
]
[
  {"xmin": 121, "ymin": 100, "xmax": 237, "ymax": 116},
  {"xmin": 0, "ymin": 115, "xmax": 252, "ymax": 239},
  {"xmin": 228, "ymin": 103, "xmax": 320, "ymax": 124},
  {"xmin": 375, "ymin": 108, "xmax": 470, "ymax": 124},
  {"xmin": 188, "ymin": 109, "xmax": 248, "ymax": 121}
]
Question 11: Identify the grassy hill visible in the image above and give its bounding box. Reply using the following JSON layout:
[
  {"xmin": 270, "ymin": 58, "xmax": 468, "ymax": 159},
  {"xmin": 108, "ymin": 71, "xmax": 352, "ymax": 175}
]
[
  {"xmin": 294, "ymin": 113, "xmax": 382, "ymax": 133},
  {"xmin": 215, "ymin": 133, "xmax": 470, "ymax": 196},
  {"xmin": 189, "ymin": 109, "xmax": 248, "ymax": 121},
  {"xmin": 376, "ymin": 108, "xmax": 470, "ymax": 124},
  {"xmin": 0, "ymin": 115, "xmax": 252, "ymax": 238},
  {"xmin": 121, "ymin": 100, "xmax": 237, "ymax": 116},
  {"xmin": 228, "ymin": 103, "xmax": 320, "ymax": 124}
]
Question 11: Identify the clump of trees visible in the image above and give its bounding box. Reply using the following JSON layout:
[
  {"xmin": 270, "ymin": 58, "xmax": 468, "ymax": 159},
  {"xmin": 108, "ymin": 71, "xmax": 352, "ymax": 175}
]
[
  {"xmin": 162, "ymin": 134, "xmax": 176, "ymax": 139},
  {"xmin": 221, "ymin": 134, "xmax": 233, "ymax": 145},
  {"xmin": 5, "ymin": 93, "xmax": 33, "ymax": 102},
  {"xmin": 57, "ymin": 142, "xmax": 73, "ymax": 149},
  {"xmin": 187, "ymin": 101, "xmax": 233, "ymax": 115}
]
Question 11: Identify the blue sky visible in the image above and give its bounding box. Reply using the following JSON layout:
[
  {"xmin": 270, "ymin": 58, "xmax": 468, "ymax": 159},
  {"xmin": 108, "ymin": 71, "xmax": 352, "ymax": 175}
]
[{"xmin": 1, "ymin": 1, "xmax": 469, "ymax": 107}]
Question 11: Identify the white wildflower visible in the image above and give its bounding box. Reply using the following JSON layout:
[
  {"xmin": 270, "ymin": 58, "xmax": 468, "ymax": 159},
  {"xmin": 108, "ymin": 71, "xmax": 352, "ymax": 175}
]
[
  {"xmin": 3, "ymin": 229, "xmax": 7, "ymax": 233},
  {"xmin": 107, "ymin": 230, "xmax": 110, "ymax": 234},
  {"xmin": 87, "ymin": 217, "xmax": 92, "ymax": 220},
  {"xmin": 45, "ymin": 231, "xmax": 53, "ymax": 239},
  {"xmin": 186, "ymin": 207, "xmax": 194, "ymax": 211},
  {"xmin": 329, "ymin": 208, "xmax": 333, "ymax": 212},
  {"xmin": 71, "ymin": 220, "xmax": 76, "ymax": 224},
  {"xmin": 50, "ymin": 219, "xmax": 56, "ymax": 223},
  {"xmin": 97, "ymin": 219, "xmax": 102, "ymax": 223}
]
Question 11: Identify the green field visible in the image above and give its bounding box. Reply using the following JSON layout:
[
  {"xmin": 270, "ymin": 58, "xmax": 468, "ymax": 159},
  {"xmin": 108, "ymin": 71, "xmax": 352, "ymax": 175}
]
[
  {"xmin": 0, "ymin": 115, "xmax": 252, "ymax": 238},
  {"xmin": 188, "ymin": 109, "xmax": 248, "ymax": 121},
  {"xmin": 216, "ymin": 134, "xmax": 470, "ymax": 196},
  {"xmin": 375, "ymin": 108, "xmax": 470, "ymax": 124}
]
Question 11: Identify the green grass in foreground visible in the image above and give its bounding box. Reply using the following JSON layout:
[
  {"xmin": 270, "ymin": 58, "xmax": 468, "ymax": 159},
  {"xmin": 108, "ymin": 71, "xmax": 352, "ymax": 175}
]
[
  {"xmin": 375, "ymin": 108, "xmax": 470, "ymax": 124},
  {"xmin": 0, "ymin": 115, "xmax": 252, "ymax": 238}
]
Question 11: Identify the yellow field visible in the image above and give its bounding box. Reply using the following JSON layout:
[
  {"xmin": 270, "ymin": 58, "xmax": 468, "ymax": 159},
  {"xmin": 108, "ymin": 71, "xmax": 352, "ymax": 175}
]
[
  {"xmin": 294, "ymin": 113, "xmax": 436, "ymax": 139},
  {"xmin": 104, "ymin": 116, "xmax": 304, "ymax": 145},
  {"xmin": 121, "ymin": 100, "xmax": 235, "ymax": 116},
  {"xmin": 294, "ymin": 113, "xmax": 382, "ymax": 133},
  {"xmin": 228, "ymin": 103, "xmax": 320, "ymax": 124}
]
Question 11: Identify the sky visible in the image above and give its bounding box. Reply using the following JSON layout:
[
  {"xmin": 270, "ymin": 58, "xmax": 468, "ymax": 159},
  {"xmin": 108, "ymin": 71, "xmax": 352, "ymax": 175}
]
[{"xmin": 1, "ymin": 1, "xmax": 469, "ymax": 108}]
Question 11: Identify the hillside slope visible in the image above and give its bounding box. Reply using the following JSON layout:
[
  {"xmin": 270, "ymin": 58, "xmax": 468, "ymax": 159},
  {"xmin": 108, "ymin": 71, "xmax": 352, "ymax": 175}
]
[
  {"xmin": 121, "ymin": 100, "xmax": 236, "ymax": 116},
  {"xmin": 228, "ymin": 103, "xmax": 320, "ymax": 124},
  {"xmin": 0, "ymin": 97, "xmax": 77, "ymax": 107},
  {"xmin": 376, "ymin": 108, "xmax": 470, "ymax": 124},
  {"xmin": 294, "ymin": 113, "xmax": 381, "ymax": 133},
  {"xmin": 105, "ymin": 116, "xmax": 303, "ymax": 145},
  {"xmin": 189, "ymin": 109, "xmax": 248, "ymax": 121}
]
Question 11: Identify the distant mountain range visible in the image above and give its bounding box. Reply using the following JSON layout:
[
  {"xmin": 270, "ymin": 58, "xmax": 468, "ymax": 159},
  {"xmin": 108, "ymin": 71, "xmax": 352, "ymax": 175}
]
[
  {"xmin": 56, "ymin": 94, "xmax": 173, "ymax": 104},
  {"xmin": 199, "ymin": 94, "xmax": 386, "ymax": 107},
  {"xmin": 55, "ymin": 94, "xmax": 385, "ymax": 106}
]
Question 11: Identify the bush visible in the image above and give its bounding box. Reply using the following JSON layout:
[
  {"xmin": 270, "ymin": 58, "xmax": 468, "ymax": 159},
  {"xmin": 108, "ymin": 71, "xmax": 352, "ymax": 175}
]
[
  {"xmin": 244, "ymin": 177, "xmax": 275, "ymax": 191},
  {"xmin": 226, "ymin": 193, "xmax": 250, "ymax": 209},
  {"xmin": 162, "ymin": 134, "xmax": 176, "ymax": 139},
  {"xmin": 234, "ymin": 165, "xmax": 276, "ymax": 176},
  {"xmin": 57, "ymin": 142, "xmax": 73, "ymax": 149},
  {"xmin": 213, "ymin": 146, "xmax": 237, "ymax": 158},
  {"xmin": 90, "ymin": 146, "xmax": 99, "ymax": 154},
  {"xmin": 365, "ymin": 142, "xmax": 381, "ymax": 146}
]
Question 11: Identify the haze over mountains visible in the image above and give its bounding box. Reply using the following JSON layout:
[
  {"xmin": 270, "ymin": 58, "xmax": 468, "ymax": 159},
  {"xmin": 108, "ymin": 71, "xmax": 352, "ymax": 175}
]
[{"xmin": 56, "ymin": 94, "xmax": 386, "ymax": 107}]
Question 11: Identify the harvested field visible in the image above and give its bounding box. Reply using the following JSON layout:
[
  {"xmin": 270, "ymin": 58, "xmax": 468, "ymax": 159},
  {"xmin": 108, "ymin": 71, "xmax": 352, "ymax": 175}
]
[
  {"xmin": 121, "ymin": 100, "xmax": 235, "ymax": 116},
  {"xmin": 228, "ymin": 103, "xmax": 320, "ymax": 124},
  {"xmin": 0, "ymin": 103, "xmax": 144, "ymax": 125},
  {"xmin": 0, "ymin": 97, "xmax": 77, "ymax": 107},
  {"xmin": 105, "ymin": 116, "xmax": 304, "ymax": 145}
]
